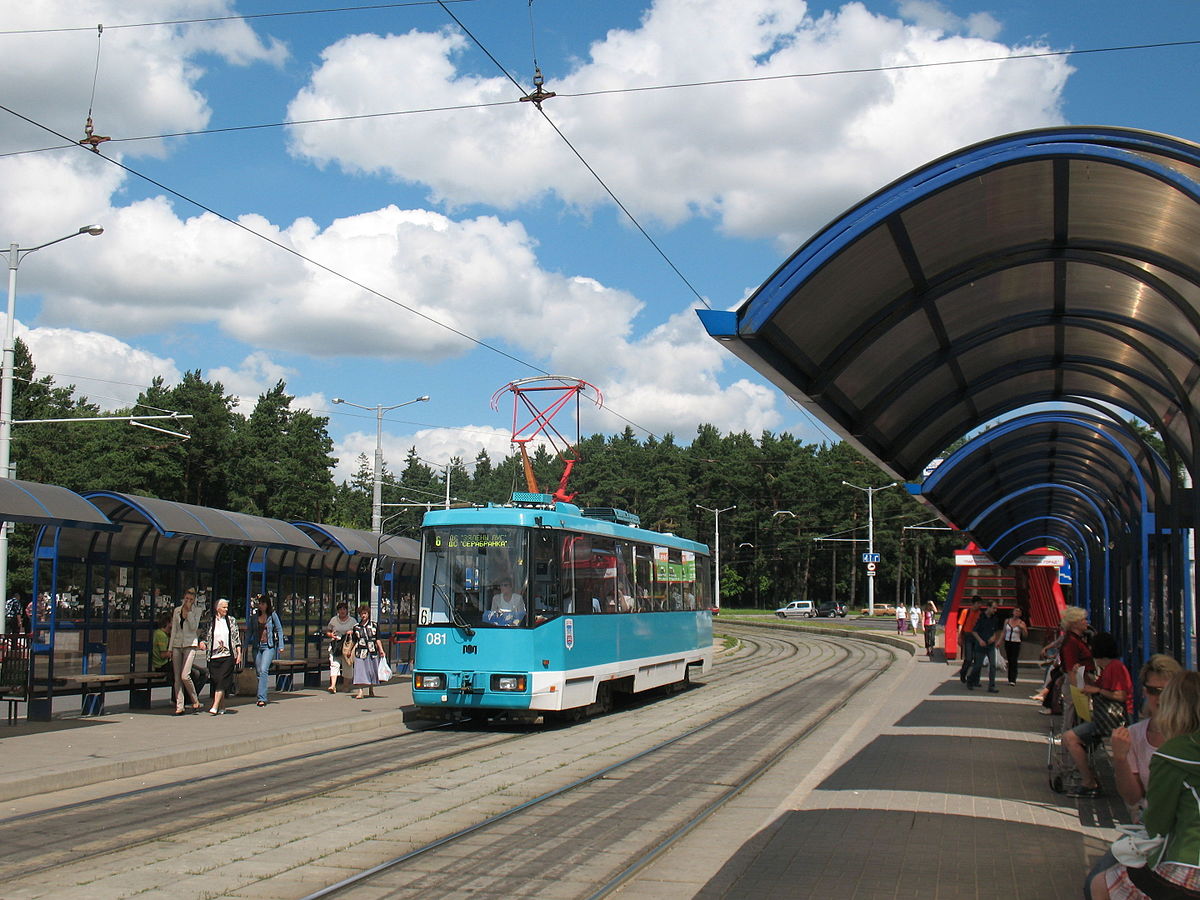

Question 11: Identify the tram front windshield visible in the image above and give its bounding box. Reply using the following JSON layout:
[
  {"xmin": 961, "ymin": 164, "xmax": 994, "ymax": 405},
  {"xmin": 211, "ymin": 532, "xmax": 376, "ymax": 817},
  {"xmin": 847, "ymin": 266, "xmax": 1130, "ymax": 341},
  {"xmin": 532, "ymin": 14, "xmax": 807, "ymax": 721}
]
[{"xmin": 420, "ymin": 527, "xmax": 529, "ymax": 628}]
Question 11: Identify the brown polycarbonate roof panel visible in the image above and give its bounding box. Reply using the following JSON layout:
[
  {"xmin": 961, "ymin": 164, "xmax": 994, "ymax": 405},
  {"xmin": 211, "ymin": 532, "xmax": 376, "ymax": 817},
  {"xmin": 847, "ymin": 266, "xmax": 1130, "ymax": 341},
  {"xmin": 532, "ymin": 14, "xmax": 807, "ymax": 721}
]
[
  {"xmin": 84, "ymin": 492, "xmax": 321, "ymax": 551},
  {"xmin": 704, "ymin": 128, "xmax": 1200, "ymax": 483},
  {"xmin": 0, "ymin": 478, "xmax": 116, "ymax": 529},
  {"xmin": 771, "ymin": 225, "xmax": 910, "ymax": 361},
  {"xmin": 902, "ymin": 160, "xmax": 1056, "ymax": 274}
]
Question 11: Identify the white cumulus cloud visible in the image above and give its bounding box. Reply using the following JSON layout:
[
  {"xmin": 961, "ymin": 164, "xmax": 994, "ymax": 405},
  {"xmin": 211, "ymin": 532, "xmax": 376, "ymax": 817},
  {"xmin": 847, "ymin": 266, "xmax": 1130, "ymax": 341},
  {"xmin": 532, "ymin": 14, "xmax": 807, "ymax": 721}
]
[{"xmin": 285, "ymin": 0, "xmax": 1069, "ymax": 248}]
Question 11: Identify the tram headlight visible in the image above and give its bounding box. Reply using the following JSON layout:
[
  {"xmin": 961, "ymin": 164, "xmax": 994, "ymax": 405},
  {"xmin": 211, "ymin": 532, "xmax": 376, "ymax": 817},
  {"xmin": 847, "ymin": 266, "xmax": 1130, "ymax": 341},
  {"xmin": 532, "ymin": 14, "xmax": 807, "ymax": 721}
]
[
  {"xmin": 491, "ymin": 674, "xmax": 527, "ymax": 692},
  {"xmin": 415, "ymin": 673, "xmax": 444, "ymax": 690}
]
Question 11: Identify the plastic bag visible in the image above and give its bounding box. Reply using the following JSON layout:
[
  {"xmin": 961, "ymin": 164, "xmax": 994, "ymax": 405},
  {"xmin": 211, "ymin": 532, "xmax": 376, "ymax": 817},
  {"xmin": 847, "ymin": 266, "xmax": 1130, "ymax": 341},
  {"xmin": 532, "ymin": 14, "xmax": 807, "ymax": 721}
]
[
  {"xmin": 377, "ymin": 658, "xmax": 393, "ymax": 682},
  {"xmin": 1112, "ymin": 825, "xmax": 1164, "ymax": 868}
]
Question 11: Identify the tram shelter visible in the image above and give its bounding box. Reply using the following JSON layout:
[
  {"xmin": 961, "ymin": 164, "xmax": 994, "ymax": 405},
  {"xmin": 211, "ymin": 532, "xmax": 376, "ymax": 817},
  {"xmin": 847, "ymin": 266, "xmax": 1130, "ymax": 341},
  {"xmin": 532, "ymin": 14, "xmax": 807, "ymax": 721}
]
[
  {"xmin": 701, "ymin": 126, "xmax": 1200, "ymax": 667},
  {"xmin": 27, "ymin": 490, "xmax": 419, "ymax": 719}
]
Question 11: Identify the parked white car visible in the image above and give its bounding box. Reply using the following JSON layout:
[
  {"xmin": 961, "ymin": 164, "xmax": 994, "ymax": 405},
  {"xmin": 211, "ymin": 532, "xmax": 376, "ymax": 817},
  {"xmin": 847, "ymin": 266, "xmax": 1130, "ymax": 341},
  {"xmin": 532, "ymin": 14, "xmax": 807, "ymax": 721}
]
[{"xmin": 775, "ymin": 600, "xmax": 816, "ymax": 619}]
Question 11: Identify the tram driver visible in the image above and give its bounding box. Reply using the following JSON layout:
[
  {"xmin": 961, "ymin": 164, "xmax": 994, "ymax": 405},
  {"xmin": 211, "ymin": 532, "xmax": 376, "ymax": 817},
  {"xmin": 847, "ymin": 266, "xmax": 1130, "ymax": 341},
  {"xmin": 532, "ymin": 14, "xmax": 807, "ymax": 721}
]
[{"xmin": 487, "ymin": 578, "xmax": 526, "ymax": 625}]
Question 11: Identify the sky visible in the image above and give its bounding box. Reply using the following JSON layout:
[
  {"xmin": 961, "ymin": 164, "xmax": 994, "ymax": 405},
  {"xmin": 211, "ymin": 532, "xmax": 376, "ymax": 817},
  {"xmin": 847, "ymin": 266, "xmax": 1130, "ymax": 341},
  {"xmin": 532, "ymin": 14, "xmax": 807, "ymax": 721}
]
[{"xmin": 1, "ymin": 0, "xmax": 1198, "ymax": 485}]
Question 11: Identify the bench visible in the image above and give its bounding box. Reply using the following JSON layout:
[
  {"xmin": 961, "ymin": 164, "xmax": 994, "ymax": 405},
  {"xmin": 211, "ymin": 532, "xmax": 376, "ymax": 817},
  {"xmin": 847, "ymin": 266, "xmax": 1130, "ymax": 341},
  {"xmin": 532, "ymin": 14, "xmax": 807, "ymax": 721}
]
[{"xmin": 269, "ymin": 658, "xmax": 308, "ymax": 692}]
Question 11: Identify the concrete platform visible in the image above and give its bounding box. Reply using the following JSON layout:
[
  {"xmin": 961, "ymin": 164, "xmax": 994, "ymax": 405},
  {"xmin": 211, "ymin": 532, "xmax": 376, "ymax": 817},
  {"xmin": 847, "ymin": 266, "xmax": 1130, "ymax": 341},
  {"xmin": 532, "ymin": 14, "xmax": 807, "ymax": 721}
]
[
  {"xmin": 0, "ymin": 677, "xmax": 414, "ymax": 802},
  {"xmin": 632, "ymin": 634, "xmax": 1125, "ymax": 899},
  {"xmin": 0, "ymin": 630, "xmax": 1127, "ymax": 899}
]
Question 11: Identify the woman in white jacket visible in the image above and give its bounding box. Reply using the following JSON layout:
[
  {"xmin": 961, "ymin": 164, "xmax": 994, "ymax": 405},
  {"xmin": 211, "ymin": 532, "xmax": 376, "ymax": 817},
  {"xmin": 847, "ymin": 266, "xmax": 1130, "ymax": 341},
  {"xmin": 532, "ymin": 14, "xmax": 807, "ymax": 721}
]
[{"xmin": 167, "ymin": 588, "xmax": 204, "ymax": 715}]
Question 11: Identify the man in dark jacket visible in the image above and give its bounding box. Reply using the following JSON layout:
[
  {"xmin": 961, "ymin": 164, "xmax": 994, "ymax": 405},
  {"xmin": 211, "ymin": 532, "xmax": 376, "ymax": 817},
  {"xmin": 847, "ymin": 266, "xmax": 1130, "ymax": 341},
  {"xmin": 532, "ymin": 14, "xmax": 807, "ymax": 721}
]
[{"xmin": 967, "ymin": 600, "xmax": 1003, "ymax": 692}]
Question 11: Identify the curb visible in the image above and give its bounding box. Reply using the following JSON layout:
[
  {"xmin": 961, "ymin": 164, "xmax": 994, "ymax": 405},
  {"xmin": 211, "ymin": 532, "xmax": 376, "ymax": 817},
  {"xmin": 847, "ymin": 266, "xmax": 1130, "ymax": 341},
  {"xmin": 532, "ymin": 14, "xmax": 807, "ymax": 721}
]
[{"xmin": 0, "ymin": 705, "xmax": 416, "ymax": 804}]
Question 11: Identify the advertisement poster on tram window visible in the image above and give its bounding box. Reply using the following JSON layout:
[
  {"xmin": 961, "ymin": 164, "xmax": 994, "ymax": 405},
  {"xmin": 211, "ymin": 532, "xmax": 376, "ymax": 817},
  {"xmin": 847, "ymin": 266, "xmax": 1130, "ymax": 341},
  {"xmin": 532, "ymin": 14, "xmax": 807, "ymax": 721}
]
[
  {"xmin": 654, "ymin": 546, "xmax": 671, "ymax": 580},
  {"xmin": 681, "ymin": 551, "xmax": 695, "ymax": 581}
]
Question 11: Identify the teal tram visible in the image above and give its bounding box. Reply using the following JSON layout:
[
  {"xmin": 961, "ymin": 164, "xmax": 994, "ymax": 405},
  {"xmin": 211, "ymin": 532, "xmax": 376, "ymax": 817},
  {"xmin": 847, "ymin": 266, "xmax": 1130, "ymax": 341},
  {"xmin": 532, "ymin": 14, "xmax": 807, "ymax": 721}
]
[{"xmin": 412, "ymin": 494, "xmax": 713, "ymax": 722}]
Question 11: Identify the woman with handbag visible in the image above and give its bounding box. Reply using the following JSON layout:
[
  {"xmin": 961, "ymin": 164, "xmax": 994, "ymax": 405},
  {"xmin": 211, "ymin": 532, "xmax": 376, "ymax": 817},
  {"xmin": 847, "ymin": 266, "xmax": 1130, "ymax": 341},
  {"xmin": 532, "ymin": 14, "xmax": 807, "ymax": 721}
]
[
  {"xmin": 350, "ymin": 604, "xmax": 386, "ymax": 701},
  {"xmin": 324, "ymin": 601, "xmax": 357, "ymax": 693},
  {"xmin": 1064, "ymin": 632, "xmax": 1133, "ymax": 798},
  {"xmin": 1002, "ymin": 606, "xmax": 1028, "ymax": 685},
  {"xmin": 1091, "ymin": 671, "xmax": 1200, "ymax": 899},
  {"xmin": 247, "ymin": 595, "xmax": 284, "ymax": 707},
  {"xmin": 205, "ymin": 598, "xmax": 242, "ymax": 715}
]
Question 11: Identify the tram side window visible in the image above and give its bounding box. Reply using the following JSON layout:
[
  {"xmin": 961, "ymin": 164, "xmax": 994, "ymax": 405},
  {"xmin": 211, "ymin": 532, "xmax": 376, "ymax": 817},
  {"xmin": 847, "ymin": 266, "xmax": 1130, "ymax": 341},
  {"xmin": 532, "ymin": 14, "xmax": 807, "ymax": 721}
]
[
  {"xmin": 695, "ymin": 556, "xmax": 712, "ymax": 610},
  {"xmin": 583, "ymin": 537, "xmax": 619, "ymax": 613},
  {"xmin": 561, "ymin": 533, "xmax": 601, "ymax": 613},
  {"xmin": 633, "ymin": 548, "xmax": 654, "ymax": 612},
  {"xmin": 613, "ymin": 541, "xmax": 636, "ymax": 613},
  {"xmin": 680, "ymin": 550, "xmax": 698, "ymax": 610}
]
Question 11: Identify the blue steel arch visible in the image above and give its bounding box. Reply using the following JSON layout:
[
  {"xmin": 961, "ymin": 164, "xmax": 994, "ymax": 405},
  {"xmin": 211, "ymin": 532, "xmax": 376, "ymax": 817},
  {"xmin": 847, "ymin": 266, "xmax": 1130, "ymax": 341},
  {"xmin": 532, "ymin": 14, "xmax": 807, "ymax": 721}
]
[
  {"xmin": 703, "ymin": 126, "xmax": 1200, "ymax": 665},
  {"xmin": 922, "ymin": 411, "xmax": 1166, "ymax": 659}
]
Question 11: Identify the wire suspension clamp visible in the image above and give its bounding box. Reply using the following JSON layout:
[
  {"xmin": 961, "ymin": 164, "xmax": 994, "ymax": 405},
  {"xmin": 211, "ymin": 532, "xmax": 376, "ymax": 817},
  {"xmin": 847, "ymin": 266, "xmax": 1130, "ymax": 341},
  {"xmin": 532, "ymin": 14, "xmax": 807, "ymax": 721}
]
[
  {"xmin": 519, "ymin": 66, "xmax": 556, "ymax": 109},
  {"xmin": 79, "ymin": 115, "xmax": 110, "ymax": 153}
]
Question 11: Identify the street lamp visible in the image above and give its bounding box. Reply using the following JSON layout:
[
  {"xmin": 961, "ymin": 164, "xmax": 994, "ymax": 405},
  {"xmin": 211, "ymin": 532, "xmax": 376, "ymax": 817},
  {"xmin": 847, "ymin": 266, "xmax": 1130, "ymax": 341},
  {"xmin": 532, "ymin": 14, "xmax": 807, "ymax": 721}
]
[
  {"xmin": 333, "ymin": 394, "xmax": 429, "ymax": 618},
  {"xmin": 842, "ymin": 480, "xmax": 898, "ymax": 616},
  {"xmin": 2, "ymin": 225, "xmax": 104, "ymax": 631},
  {"xmin": 696, "ymin": 504, "xmax": 735, "ymax": 609},
  {"xmin": 331, "ymin": 394, "xmax": 430, "ymax": 537}
]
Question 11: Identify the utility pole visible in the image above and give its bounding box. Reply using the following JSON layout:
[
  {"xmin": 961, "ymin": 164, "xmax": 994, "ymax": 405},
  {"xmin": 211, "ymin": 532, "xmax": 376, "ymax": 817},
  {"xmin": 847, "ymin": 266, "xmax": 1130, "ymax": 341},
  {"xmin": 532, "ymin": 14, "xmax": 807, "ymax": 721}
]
[
  {"xmin": 842, "ymin": 480, "xmax": 898, "ymax": 616},
  {"xmin": 696, "ymin": 504, "xmax": 735, "ymax": 609}
]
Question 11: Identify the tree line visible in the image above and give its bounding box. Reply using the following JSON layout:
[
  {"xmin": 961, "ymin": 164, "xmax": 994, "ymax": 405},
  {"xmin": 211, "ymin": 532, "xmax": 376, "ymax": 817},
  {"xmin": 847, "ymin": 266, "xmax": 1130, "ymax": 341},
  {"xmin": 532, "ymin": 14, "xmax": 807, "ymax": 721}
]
[{"xmin": 7, "ymin": 340, "xmax": 960, "ymax": 605}]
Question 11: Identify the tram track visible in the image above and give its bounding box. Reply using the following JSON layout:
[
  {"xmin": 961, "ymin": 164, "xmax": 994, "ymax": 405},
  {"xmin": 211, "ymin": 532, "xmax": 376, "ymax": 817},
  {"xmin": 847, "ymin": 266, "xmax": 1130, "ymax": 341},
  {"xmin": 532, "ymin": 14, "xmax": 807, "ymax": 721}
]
[
  {"xmin": 298, "ymin": 631, "xmax": 896, "ymax": 900},
  {"xmin": 0, "ymin": 625, "xmax": 896, "ymax": 899},
  {"xmin": 0, "ymin": 722, "xmax": 527, "ymax": 882}
]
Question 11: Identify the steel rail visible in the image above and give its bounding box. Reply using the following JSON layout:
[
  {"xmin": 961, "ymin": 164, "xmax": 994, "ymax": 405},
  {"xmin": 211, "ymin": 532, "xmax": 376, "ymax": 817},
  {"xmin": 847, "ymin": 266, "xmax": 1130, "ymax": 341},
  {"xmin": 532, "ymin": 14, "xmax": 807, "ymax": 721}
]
[{"xmin": 300, "ymin": 631, "xmax": 889, "ymax": 900}]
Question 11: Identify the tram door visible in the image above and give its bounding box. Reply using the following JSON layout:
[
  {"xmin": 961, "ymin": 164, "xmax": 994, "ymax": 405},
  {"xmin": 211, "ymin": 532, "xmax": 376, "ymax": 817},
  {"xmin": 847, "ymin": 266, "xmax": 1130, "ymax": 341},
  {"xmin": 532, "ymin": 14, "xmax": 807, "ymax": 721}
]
[{"xmin": 530, "ymin": 530, "xmax": 557, "ymax": 617}]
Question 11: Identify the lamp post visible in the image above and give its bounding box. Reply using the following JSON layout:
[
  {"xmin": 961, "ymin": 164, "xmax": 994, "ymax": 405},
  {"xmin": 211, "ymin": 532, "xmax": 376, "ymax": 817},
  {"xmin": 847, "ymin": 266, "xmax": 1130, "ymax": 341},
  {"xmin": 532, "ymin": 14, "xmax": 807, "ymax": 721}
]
[
  {"xmin": 696, "ymin": 504, "xmax": 735, "ymax": 610},
  {"xmin": 841, "ymin": 480, "xmax": 898, "ymax": 616},
  {"xmin": 332, "ymin": 394, "xmax": 429, "ymax": 615},
  {"xmin": 2, "ymin": 225, "xmax": 104, "ymax": 632}
]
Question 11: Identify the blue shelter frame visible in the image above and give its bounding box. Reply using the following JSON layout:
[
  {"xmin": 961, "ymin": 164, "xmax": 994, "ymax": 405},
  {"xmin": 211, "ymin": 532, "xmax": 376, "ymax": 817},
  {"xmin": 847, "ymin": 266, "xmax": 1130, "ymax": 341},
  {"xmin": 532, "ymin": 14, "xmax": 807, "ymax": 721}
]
[{"xmin": 701, "ymin": 126, "xmax": 1200, "ymax": 668}]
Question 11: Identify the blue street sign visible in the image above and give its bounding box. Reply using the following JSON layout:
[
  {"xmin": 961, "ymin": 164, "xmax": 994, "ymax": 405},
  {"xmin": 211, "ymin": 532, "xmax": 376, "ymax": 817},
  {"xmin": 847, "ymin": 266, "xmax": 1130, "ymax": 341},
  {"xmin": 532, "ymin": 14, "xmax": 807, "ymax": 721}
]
[{"xmin": 862, "ymin": 552, "xmax": 881, "ymax": 563}]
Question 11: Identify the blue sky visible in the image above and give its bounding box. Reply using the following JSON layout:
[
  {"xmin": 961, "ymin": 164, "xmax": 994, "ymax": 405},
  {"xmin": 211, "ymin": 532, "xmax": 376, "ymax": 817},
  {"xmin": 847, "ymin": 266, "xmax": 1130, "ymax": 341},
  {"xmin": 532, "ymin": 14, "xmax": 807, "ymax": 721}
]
[{"xmin": 1, "ymin": 0, "xmax": 1198, "ymax": 483}]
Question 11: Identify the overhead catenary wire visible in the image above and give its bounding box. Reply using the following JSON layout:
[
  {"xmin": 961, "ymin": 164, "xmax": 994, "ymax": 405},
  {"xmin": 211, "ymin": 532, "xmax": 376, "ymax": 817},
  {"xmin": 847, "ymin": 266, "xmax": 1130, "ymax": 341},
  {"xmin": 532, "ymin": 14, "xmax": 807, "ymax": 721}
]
[
  {"xmin": 0, "ymin": 103, "xmax": 551, "ymax": 381},
  {"xmin": 0, "ymin": 1, "xmax": 486, "ymax": 36},
  {"xmin": 85, "ymin": 25, "xmax": 103, "ymax": 119},
  {"xmin": 7, "ymin": 12, "xmax": 1187, "ymax": 449}
]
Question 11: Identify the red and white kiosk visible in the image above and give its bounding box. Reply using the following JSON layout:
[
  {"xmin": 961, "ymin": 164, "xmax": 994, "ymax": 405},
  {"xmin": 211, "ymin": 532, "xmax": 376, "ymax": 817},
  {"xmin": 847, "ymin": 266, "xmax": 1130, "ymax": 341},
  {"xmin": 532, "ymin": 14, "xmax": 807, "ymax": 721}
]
[{"xmin": 943, "ymin": 543, "xmax": 1067, "ymax": 660}]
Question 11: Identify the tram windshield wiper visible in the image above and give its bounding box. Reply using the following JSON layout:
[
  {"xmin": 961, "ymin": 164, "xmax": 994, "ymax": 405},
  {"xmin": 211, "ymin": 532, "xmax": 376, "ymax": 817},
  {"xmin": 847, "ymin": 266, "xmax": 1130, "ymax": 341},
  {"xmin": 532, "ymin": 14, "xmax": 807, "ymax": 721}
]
[{"xmin": 430, "ymin": 555, "xmax": 474, "ymax": 637}]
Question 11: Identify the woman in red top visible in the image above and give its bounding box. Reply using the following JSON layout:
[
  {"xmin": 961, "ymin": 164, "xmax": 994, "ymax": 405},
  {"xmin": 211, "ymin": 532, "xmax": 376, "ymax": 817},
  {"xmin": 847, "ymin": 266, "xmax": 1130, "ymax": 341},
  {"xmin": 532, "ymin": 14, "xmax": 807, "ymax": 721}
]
[
  {"xmin": 1059, "ymin": 606, "xmax": 1094, "ymax": 678},
  {"xmin": 1064, "ymin": 631, "xmax": 1131, "ymax": 797}
]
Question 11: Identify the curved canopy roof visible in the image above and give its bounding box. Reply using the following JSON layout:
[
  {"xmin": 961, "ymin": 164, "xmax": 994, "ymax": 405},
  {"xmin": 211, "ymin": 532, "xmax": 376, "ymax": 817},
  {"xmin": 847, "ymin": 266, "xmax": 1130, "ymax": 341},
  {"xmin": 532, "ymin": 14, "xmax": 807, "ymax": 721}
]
[
  {"xmin": 55, "ymin": 491, "xmax": 322, "ymax": 568},
  {"xmin": 700, "ymin": 126, "xmax": 1200, "ymax": 484},
  {"xmin": 920, "ymin": 411, "xmax": 1167, "ymax": 564},
  {"xmin": 260, "ymin": 523, "xmax": 420, "ymax": 573},
  {"xmin": 0, "ymin": 478, "xmax": 116, "ymax": 530}
]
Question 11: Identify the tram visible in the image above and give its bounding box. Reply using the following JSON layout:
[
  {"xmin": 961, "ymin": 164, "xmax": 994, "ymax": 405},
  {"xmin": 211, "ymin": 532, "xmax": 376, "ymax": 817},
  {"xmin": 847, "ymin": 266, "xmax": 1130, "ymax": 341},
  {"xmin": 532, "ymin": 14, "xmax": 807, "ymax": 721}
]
[{"xmin": 411, "ymin": 493, "xmax": 713, "ymax": 721}]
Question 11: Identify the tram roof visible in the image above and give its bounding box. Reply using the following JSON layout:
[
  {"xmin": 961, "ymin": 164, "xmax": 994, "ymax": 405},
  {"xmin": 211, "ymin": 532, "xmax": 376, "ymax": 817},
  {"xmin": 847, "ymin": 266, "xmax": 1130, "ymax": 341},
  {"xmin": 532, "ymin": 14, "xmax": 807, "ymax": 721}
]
[
  {"xmin": 422, "ymin": 502, "xmax": 710, "ymax": 555},
  {"xmin": 700, "ymin": 126, "xmax": 1200, "ymax": 558}
]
